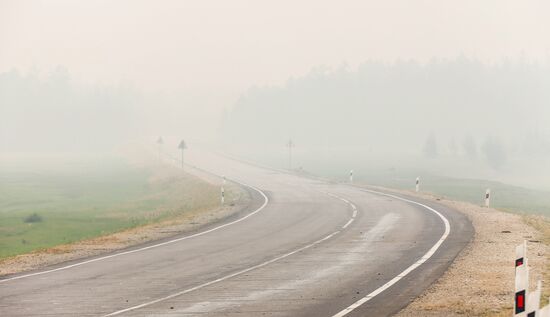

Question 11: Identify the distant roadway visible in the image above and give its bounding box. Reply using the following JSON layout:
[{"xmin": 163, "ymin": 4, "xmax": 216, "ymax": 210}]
[{"xmin": 0, "ymin": 150, "xmax": 472, "ymax": 316}]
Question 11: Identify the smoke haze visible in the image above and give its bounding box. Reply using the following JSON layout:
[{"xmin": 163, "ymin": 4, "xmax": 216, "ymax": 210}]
[{"xmin": 1, "ymin": 1, "xmax": 550, "ymax": 189}]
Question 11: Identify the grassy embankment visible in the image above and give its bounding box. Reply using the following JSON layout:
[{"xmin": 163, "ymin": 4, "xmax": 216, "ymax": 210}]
[
  {"xmin": 0, "ymin": 158, "xmax": 228, "ymax": 259},
  {"xmin": 322, "ymin": 168, "xmax": 550, "ymax": 216}
]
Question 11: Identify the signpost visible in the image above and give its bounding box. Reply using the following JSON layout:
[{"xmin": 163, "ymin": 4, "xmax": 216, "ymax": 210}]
[
  {"xmin": 156, "ymin": 136, "xmax": 163, "ymax": 162},
  {"xmin": 178, "ymin": 140, "xmax": 187, "ymax": 169},
  {"xmin": 287, "ymin": 139, "xmax": 294, "ymax": 170},
  {"xmin": 485, "ymin": 189, "xmax": 491, "ymax": 208}
]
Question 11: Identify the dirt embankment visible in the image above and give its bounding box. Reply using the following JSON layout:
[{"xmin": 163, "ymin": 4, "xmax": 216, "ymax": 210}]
[
  {"xmin": 391, "ymin": 189, "xmax": 550, "ymax": 317},
  {"xmin": 0, "ymin": 165, "xmax": 250, "ymax": 277}
]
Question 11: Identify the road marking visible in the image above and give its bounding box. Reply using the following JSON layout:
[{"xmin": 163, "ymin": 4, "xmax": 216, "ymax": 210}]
[
  {"xmin": 0, "ymin": 180, "xmax": 268, "ymax": 284},
  {"xmin": 102, "ymin": 192, "xmax": 357, "ymax": 316},
  {"xmin": 331, "ymin": 188, "xmax": 451, "ymax": 317},
  {"xmin": 327, "ymin": 192, "xmax": 358, "ymax": 230},
  {"xmin": 342, "ymin": 218, "xmax": 354, "ymax": 229}
]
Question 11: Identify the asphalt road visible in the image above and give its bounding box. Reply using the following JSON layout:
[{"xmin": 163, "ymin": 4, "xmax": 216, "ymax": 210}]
[{"xmin": 0, "ymin": 150, "xmax": 473, "ymax": 316}]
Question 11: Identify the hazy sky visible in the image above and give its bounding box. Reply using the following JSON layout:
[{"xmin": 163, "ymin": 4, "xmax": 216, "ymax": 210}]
[{"xmin": 2, "ymin": 0, "xmax": 550, "ymax": 110}]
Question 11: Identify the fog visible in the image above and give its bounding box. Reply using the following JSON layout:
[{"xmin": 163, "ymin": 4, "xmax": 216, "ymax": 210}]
[
  {"xmin": 1, "ymin": 1, "xmax": 550, "ymax": 190},
  {"xmin": 220, "ymin": 59, "xmax": 550, "ymax": 189}
]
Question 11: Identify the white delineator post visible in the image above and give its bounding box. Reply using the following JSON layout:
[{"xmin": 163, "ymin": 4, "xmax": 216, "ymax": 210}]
[
  {"xmin": 515, "ymin": 241, "xmax": 528, "ymax": 316},
  {"xmin": 286, "ymin": 139, "xmax": 294, "ymax": 170},
  {"xmin": 349, "ymin": 170, "xmax": 353, "ymax": 183},
  {"xmin": 516, "ymin": 240, "xmax": 527, "ymax": 267},
  {"xmin": 221, "ymin": 186, "xmax": 225, "ymax": 205},
  {"xmin": 157, "ymin": 136, "xmax": 163, "ymax": 163},
  {"xmin": 485, "ymin": 188, "xmax": 491, "ymax": 207},
  {"xmin": 515, "ymin": 239, "xmax": 550, "ymax": 317},
  {"xmin": 416, "ymin": 177, "xmax": 420, "ymax": 192},
  {"xmin": 527, "ymin": 281, "xmax": 542, "ymax": 317},
  {"xmin": 178, "ymin": 140, "xmax": 187, "ymax": 170}
]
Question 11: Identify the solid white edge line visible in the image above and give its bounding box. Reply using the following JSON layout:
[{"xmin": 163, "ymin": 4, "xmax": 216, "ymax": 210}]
[
  {"xmin": 331, "ymin": 188, "xmax": 451, "ymax": 317},
  {"xmin": 0, "ymin": 180, "xmax": 268, "ymax": 284},
  {"xmin": 102, "ymin": 192, "xmax": 356, "ymax": 317},
  {"xmin": 328, "ymin": 193, "xmax": 357, "ymax": 230},
  {"xmin": 342, "ymin": 218, "xmax": 354, "ymax": 229}
]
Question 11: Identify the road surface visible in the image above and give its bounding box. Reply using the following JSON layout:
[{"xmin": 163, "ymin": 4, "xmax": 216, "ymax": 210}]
[{"xmin": 0, "ymin": 150, "xmax": 472, "ymax": 316}]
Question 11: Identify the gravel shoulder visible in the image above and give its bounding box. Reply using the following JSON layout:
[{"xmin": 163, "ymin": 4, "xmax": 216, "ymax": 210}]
[
  {"xmin": 0, "ymin": 164, "xmax": 250, "ymax": 277},
  {"xmin": 386, "ymin": 188, "xmax": 550, "ymax": 317}
]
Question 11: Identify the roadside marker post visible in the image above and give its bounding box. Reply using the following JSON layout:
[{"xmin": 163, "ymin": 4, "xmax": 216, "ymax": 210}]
[
  {"xmin": 157, "ymin": 136, "xmax": 164, "ymax": 163},
  {"xmin": 485, "ymin": 189, "xmax": 491, "ymax": 208},
  {"xmin": 286, "ymin": 139, "xmax": 294, "ymax": 170},
  {"xmin": 513, "ymin": 241, "xmax": 549, "ymax": 317},
  {"xmin": 510, "ymin": 242, "xmax": 550, "ymax": 317},
  {"xmin": 221, "ymin": 186, "xmax": 225, "ymax": 205},
  {"xmin": 516, "ymin": 240, "xmax": 527, "ymax": 268},
  {"xmin": 416, "ymin": 177, "xmax": 420, "ymax": 192},
  {"xmin": 526, "ymin": 281, "xmax": 542, "ymax": 317},
  {"xmin": 515, "ymin": 260, "xmax": 529, "ymax": 316},
  {"xmin": 515, "ymin": 241, "xmax": 529, "ymax": 316},
  {"xmin": 349, "ymin": 170, "xmax": 353, "ymax": 183},
  {"xmin": 178, "ymin": 140, "xmax": 187, "ymax": 170}
]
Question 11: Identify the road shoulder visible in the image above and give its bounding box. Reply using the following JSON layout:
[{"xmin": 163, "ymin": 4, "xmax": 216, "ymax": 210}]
[{"xmin": 391, "ymin": 189, "xmax": 550, "ymax": 317}]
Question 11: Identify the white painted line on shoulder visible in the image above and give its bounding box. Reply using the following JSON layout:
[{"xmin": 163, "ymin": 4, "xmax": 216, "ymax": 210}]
[
  {"xmin": 342, "ymin": 218, "xmax": 354, "ymax": 229},
  {"xmin": 324, "ymin": 192, "xmax": 358, "ymax": 230},
  {"xmin": 331, "ymin": 188, "xmax": 451, "ymax": 317},
  {"xmin": 0, "ymin": 180, "xmax": 268, "ymax": 284}
]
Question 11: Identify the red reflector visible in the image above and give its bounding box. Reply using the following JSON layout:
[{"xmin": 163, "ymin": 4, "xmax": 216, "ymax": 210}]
[
  {"xmin": 516, "ymin": 258, "xmax": 524, "ymax": 267},
  {"xmin": 516, "ymin": 290, "xmax": 526, "ymax": 314},
  {"xmin": 518, "ymin": 295, "xmax": 524, "ymax": 307}
]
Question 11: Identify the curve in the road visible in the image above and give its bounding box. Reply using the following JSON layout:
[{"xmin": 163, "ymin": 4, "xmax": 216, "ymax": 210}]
[
  {"xmin": 332, "ymin": 188, "xmax": 451, "ymax": 317},
  {"xmin": 0, "ymin": 154, "xmax": 461, "ymax": 317},
  {"xmin": 0, "ymin": 180, "xmax": 268, "ymax": 284},
  {"xmin": 103, "ymin": 192, "xmax": 358, "ymax": 316}
]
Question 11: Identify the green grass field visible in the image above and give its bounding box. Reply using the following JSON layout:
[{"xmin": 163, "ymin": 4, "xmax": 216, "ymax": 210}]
[
  {"xmin": 0, "ymin": 158, "xmax": 221, "ymax": 259},
  {"xmin": 315, "ymin": 166, "xmax": 550, "ymax": 216}
]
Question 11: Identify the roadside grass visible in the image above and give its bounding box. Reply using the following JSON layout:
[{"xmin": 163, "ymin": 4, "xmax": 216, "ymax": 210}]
[
  {"xmin": 0, "ymin": 159, "xmax": 221, "ymax": 259},
  {"xmin": 335, "ymin": 170, "xmax": 550, "ymax": 216}
]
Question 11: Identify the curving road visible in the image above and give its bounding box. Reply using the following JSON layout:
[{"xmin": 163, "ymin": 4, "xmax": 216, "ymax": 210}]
[{"xmin": 0, "ymin": 150, "xmax": 472, "ymax": 316}]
